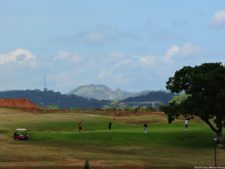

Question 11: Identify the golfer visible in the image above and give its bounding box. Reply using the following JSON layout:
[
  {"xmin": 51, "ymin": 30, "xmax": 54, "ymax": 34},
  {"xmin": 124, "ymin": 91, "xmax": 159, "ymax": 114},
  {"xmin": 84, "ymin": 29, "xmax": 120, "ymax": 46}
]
[
  {"xmin": 108, "ymin": 121, "xmax": 112, "ymax": 131},
  {"xmin": 144, "ymin": 122, "xmax": 148, "ymax": 133},
  {"xmin": 184, "ymin": 118, "xmax": 189, "ymax": 129},
  {"xmin": 78, "ymin": 122, "xmax": 82, "ymax": 132}
]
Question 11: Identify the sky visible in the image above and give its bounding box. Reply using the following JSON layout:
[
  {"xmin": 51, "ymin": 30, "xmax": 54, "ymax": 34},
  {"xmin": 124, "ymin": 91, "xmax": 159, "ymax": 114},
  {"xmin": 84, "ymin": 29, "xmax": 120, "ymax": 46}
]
[{"xmin": 0, "ymin": 0, "xmax": 225, "ymax": 93}]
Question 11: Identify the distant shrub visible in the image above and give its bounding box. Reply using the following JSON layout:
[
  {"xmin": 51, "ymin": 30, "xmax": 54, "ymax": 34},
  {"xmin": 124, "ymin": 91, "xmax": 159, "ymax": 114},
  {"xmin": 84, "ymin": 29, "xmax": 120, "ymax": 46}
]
[{"xmin": 46, "ymin": 105, "xmax": 59, "ymax": 110}]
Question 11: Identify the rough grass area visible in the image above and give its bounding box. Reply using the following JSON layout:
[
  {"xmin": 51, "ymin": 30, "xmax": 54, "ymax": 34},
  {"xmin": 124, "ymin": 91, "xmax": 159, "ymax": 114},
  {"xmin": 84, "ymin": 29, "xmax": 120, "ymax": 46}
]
[{"xmin": 0, "ymin": 108, "xmax": 224, "ymax": 169}]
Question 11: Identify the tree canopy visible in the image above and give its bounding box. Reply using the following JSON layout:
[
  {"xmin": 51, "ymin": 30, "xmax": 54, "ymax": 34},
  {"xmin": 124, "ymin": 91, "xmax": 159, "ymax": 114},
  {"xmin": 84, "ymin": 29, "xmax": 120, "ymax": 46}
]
[{"xmin": 163, "ymin": 63, "xmax": 225, "ymax": 137}]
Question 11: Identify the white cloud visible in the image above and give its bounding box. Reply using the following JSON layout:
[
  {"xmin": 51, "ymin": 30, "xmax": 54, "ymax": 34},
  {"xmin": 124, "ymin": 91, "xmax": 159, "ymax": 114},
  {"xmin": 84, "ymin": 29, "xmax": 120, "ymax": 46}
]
[
  {"xmin": 163, "ymin": 43, "xmax": 201, "ymax": 63},
  {"xmin": 163, "ymin": 45, "xmax": 180, "ymax": 63},
  {"xmin": 87, "ymin": 30, "xmax": 109, "ymax": 45},
  {"xmin": 55, "ymin": 51, "xmax": 85, "ymax": 64},
  {"xmin": 98, "ymin": 44, "xmax": 201, "ymax": 86},
  {"xmin": 98, "ymin": 69, "xmax": 130, "ymax": 85},
  {"xmin": 98, "ymin": 69, "xmax": 111, "ymax": 79},
  {"xmin": 139, "ymin": 55, "xmax": 157, "ymax": 67},
  {"xmin": 97, "ymin": 53, "xmax": 137, "ymax": 86},
  {"xmin": 178, "ymin": 43, "xmax": 201, "ymax": 55},
  {"xmin": 0, "ymin": 48, "xmax": 36, "ymax": 65},
  {"xmin": 109, "ymin": 51, "xmax": 127, "ymax": 60},
  {"xmin": 0, "ymin": 48, "xmax": 39, "ymax": 91},
  {"xmin": 98, "ymin": 59, "xmax": 133, "ymax": 79},
  {"xmin": 211, "ymin": 10, "xmax": 225, "ymax": 28}
]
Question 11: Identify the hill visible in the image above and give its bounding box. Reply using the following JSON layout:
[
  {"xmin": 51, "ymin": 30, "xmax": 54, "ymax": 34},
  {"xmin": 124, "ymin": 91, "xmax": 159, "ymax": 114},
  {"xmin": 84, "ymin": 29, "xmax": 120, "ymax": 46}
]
[
  {"xmin": 0, "ymin": 90, "xmax": 109, "ymax": 109},
  {"xmin": 68, "ymin": 84, "xmax": 133, "ymax": 100},
  {"xmin": 121, "ymin": 91, "xmax": 174, "ymax": 105}
]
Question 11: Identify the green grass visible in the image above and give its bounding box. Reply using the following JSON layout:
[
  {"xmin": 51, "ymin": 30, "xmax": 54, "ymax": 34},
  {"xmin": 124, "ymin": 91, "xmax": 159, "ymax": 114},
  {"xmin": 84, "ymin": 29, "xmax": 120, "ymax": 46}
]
[
  {"xmin": 0, "ymin": 108, "xmax": 224, "ymax": 168},
  {"xmin": 28, "ymin": 122, "xmax": 213, "ymax": 148}
]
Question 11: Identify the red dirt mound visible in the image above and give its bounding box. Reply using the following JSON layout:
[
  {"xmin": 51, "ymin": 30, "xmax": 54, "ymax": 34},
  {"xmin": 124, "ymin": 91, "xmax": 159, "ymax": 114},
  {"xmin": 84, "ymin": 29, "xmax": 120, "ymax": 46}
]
[{"xmin": 0, "ymin": 98, "xmax": 40, "ymax": 109}]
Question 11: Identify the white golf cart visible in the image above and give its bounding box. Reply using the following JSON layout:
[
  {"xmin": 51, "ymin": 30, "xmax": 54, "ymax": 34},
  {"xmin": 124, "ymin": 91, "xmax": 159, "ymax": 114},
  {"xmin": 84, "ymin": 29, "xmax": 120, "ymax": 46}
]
[{"xmin": 13, "ymin": 128, "xmax": 29, "ymax": 140}]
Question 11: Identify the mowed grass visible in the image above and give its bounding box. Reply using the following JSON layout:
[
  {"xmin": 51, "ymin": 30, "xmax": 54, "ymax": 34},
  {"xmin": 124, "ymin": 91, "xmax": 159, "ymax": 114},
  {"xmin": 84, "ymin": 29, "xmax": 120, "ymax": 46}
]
[{"xmin": 0, "ymin": 108, "xmax": 224, "ymax": 169}]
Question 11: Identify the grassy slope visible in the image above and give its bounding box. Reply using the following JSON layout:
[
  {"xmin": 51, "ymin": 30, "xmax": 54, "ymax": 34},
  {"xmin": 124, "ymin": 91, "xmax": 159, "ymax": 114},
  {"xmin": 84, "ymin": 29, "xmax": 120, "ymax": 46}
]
[{"xmin": 0, "ymin": 108, "xmax": 224, "ymax": 168}]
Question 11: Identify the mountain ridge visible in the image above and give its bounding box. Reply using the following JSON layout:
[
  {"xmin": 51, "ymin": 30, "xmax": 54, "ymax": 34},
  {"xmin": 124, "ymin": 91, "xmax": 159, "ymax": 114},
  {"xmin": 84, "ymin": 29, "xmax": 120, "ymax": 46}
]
[
  {"xmin": 121, "ymin": 91, "xmax": 174, "ymax": 105},
  {"xmin": 68, "ymin": 84, "xmax": 133, "ymax": 100},
  {"xmin": 68, "ymin": 84, "xmax": 169, "ymax": 101}
]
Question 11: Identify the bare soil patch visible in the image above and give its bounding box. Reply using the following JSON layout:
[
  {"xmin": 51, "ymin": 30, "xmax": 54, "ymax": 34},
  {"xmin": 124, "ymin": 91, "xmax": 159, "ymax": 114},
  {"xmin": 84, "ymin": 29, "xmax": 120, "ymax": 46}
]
[{"xmin": 0, "ymin": 99, "xmax": 40, "ymax": 109}]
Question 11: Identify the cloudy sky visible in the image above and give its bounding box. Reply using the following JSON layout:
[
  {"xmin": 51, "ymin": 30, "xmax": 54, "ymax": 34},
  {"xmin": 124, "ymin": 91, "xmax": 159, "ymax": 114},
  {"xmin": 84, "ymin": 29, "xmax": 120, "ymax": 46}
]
[{"xmin": 0, "ymin": 0, "xmax": 225, "ymax": 93}]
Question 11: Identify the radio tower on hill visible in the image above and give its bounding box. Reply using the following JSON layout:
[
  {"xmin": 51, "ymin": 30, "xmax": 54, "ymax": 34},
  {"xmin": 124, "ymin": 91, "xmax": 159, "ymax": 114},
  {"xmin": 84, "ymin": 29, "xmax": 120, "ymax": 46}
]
[{"xmin": 44, "ymin": 75, "xmax": 47, "ymax": 91}]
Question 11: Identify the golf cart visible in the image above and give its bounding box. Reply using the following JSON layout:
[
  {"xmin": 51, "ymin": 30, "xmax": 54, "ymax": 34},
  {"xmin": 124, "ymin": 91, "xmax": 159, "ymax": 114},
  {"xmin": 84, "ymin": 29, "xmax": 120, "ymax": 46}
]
[{"xmin": 13, "ymin": 128, "xmax": 29, "ymax": 140}]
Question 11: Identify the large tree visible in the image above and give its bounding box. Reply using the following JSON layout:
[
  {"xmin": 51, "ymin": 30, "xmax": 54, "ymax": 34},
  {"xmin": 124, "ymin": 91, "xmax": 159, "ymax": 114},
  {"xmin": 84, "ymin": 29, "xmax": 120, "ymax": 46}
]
[{"xmin": 164, "ymin": 63, "xmax": 225, "ymax": 138}]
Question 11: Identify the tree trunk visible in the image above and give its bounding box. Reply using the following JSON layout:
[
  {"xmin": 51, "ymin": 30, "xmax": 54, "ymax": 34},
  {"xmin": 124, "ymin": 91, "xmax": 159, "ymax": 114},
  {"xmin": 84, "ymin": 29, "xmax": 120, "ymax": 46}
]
[
  {"xmin": 204, "ymin": 119, "xmax": 217, "ymax": 133},
  {"xmin": 215, "ymin": 119, "xmax": 223, "ymax": 139},
  {"xmin": 203, "ymin": 118, "xmax": 223, "ymax": 140}
]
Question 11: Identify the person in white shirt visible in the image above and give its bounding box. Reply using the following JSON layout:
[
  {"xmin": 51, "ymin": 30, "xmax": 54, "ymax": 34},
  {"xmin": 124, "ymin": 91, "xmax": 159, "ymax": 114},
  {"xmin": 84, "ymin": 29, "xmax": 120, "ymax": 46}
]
[{"xmin": 184, "ymin": 119, "xmax": 189, "ymax": 129}]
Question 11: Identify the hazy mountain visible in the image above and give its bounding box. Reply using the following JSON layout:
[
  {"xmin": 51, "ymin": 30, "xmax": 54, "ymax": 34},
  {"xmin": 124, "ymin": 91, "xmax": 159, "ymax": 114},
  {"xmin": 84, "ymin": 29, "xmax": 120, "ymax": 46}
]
[
  {"xmin": 68, "ymin": 84, "xmax": 172, "ymax": 102},
  {"xmin": 68, "ymin": 84, "xmax": 133, "ymax": 100}
]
